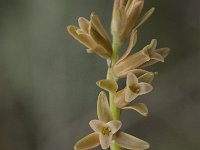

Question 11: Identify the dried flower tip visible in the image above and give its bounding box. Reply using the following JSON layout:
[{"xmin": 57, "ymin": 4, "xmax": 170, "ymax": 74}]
[{"xmin": 67, "ymin": 13, "xmax": 112, "ymax": 59}]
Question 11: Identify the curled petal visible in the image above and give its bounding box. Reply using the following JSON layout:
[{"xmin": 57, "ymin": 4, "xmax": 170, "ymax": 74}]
[
  {"xmin": 122, "ymin": 103, "xmax": 148, "ymax": 117},
  {"xmin": 115, "ymin": 132, "xmax": 150, "ymax": 150},
  {"xmin": 138, "ymin": 72, "xmax": 155, "ymax": 83},
  {"xmin": 156, "ymin": 48, "xmax": 170, "ymax": 58},
  {"xmin": 107, "ymin": 120, "xmax": 122, "ymax": 134},
  {"xmin": 67, "ymin": 26, "xmax": 96, "ymax": 50},
  {"xmin": 138, "ymin": 82, "xmax": 153, "ymax": 95},
  {"xmin": 74, "ymin": 133, "xmax": 100, "ymax": 150},
  {"xmin": 148, "ymin": 39, "xmax": 157, "ymax": 51},
  {"xmin": 127, "ymin": 72, "xmax": 138, "ymax": 86},
  {"xmin": 125, "ymin": 87, "xmax": 138, "ymax": 102},
  {"xmin": 76, "ymin": 32, "xmax": 97, "ymax": 50},
  {"xmin": 140, "ymin": 48, "xmax": 170, "ymax": 68},
  {"xmin": 114, "ymin": 90, "xmax": 129, "ymax": 108},
  {"xmin": 150, "ymin": 51, "xmax": 164, "ymax": 62},
  {"xmin": 125, "ymin": 73, "xmax": 140, "ymax": 102},
  {"xmin": 96, "ymin": 80, "xmax": 118, "ymax": 93},
  {"xmin": 135, "ymin": 7, "xmax": 155, "ymax": 29},
  {"xmin": 99, "ymin": 134, "xmax": 112, "ymax": 149},
  {"xmin": 78, "ymin": 17, "xmax": 89, "ymax": 32},
  {"xmin": 148, "ymin": 39, "xmax": 164, "ymax": 62},
  {"xmin": 89, "ymin": 120, "xmax": 104, "ymax": 133},
  {"xmin": 97, "ymin": 92, "xmax": 112, "ymax": 122}
]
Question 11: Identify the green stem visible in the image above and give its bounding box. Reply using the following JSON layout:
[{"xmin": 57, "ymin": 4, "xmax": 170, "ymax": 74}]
[{"xmin": 107, "ymin": 36, "xmax": 122, "ymax": 150}]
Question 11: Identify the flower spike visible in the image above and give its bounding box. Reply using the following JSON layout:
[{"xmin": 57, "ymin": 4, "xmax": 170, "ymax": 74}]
[{"xmin": 69, "ymin": 0, "xmax": 170, "ymax": 149}]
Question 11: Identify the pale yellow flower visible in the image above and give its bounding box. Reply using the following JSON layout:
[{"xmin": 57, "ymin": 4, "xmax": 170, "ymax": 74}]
[
  {"xmin": 74, "ymin": 92, "xmax": 150, "ymax": 149},
  {"xmin": 112, "ymin": 31, "xmax": 170, "ymax": 78},
  {"xmin": 67, "ymin": 12, "xmax": 112, "ymax": 59},
  {"xmin": 97, "ymin": 72, "xmax": 154, "ymax": 116},
  {"xmin": 112, "ymin": 0, "xmax": 155, "ymax": 40}
]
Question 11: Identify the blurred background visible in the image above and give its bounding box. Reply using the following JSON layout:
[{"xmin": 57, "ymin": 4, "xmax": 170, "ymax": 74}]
[{"xmin": 0, "ymin": 0, "xmax": 200, "ymax": 150}]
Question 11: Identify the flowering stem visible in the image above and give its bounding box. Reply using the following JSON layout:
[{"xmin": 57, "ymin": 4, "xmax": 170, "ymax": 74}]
[{"xmin": 107, "ymin": 36, "xmax": 122, "ymax": 150}]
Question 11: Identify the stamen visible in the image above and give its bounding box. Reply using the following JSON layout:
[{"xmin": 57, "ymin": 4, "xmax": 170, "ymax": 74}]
[
  {"xmin": 102, "ymin": 127, "xmax": 111, "ymax": 136},
  {"xmin": 129, "ymin": 85, "xmax": 140, "ymax": 94}
]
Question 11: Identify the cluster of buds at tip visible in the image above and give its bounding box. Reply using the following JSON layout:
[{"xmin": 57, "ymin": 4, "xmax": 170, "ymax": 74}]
[
  {"xmin": 112, "ymin": 0, "xmax": 155, "ymax": 40},
  {"xmin": 67, "ymin": 12, "xmax": 112, "ymax": 59},
  {"xmin": 74, "ymin": 92, "xmax": 150, "ymax": 150}
]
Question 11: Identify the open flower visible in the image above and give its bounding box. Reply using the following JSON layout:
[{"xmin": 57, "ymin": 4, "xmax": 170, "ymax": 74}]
[
  {"xmin": 67, "ymin": 12, "xmax": 112, "ymax": 59},
  {"xmin": 74, "ymin": 92, "xmax": 150, "ymax": 149},
  {"xmin": 111, "ymin": 0, "xmax": 155, "ymax": 40},
  {"xmin": 97, "ymin": 72, "xmax": 154, "ymax": 117},
  {"xmin": 112, "ymin": 30, "xmax": 170, "ymax": 78},
  {"xmin": 115, "ymin": 73, "xmax": 153, "ymax": 117}
]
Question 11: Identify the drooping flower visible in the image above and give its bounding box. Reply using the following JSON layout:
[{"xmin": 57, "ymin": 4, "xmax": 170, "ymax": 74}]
[
  {"xmin": 112, "ymin": 30, "xmax": 170, "ymax": 78},
  {"xmin": 74, "ymin": 92, "xmax": 150, "ymax": 149},
  {"xmin": 67, "ymin": 12, "xmax": 112, "ymax": 59},
  {"xmin": 111, "ymin": 0, "xmax": 155, "ymax": 40},
  {"xmin": 97, "ymin": 72, "xmax": 154, "ymax": 116}
]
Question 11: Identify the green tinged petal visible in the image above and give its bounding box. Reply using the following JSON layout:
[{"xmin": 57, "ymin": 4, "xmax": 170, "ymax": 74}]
[
  {"xmin": 125, "ymin": 87, "xmax": 138, "ymax": 102},
  {"xmin": 96, "ymin": 80, "xmax": 118, "ymax": 93},
  {"xmin": 138, "ymin": 82, "xmax": 153, "ymax": 95},
  {"xmin": 138, "ymin": 72, "xmax": 155, "ymax": 83},
  {"xmin": 99, "ymin": 134, "xmax": 112, "ymax": 149},
  {"xmin": 122, "ymin": 103, "xmax": 148, "ymax": 117},
  {"xmin": 74, "ymin": 133, "xmax": 100, "ymax": 150},
  {"xmin": 97, "ymin": 92, "xmax": 113, "ymax": 122},
  {"xmin": 89, "ymin": 120, "xmax": 104, "ymax": 133},
  {"xmin": 107, "ymin": 120, "xmax": 122, "ymax": 134},
  {"xmin": 115, "ymin": 132, "xmax": 150, "ymax": 150}
]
